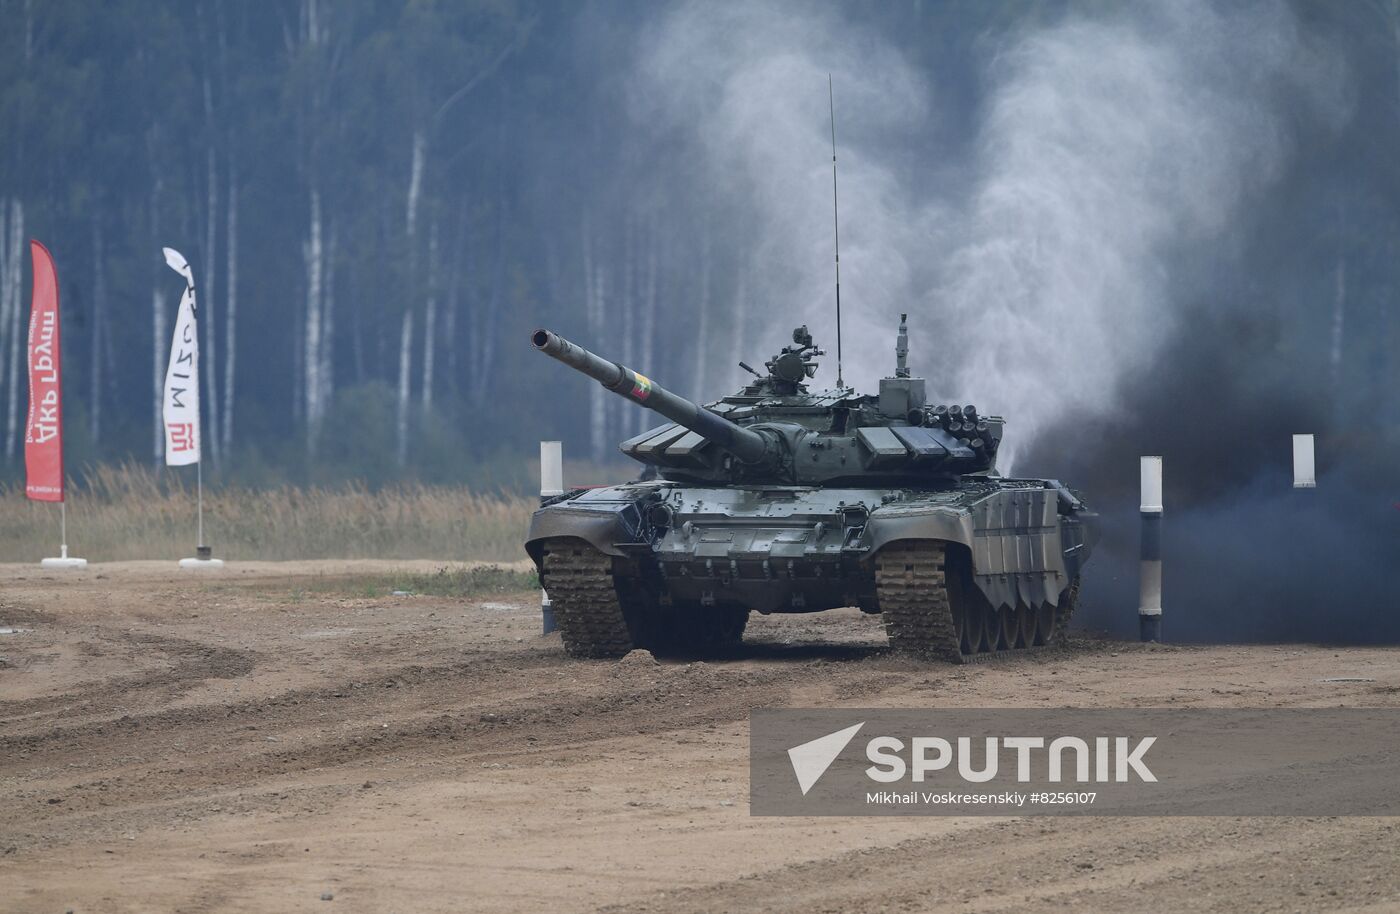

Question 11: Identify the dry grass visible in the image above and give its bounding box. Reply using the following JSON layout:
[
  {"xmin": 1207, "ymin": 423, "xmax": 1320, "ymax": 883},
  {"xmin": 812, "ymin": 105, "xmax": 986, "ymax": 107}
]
[{"xmin": 0, "ymin": 463, "xmax": 538, "ymax": 562}]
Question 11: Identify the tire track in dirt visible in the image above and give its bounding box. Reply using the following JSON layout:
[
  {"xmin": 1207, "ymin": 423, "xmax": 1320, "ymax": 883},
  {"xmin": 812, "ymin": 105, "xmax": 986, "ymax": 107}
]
[
  {"xmin": 2, "ymin": 650, "xmax": 806, "ymax": 852},
  {"xmin": 0, "ymin": 629, "xmax": 257, "ymax": 726},
  {"xmin": 600, "ymin": 817, "xmax": 1400, "ymax": 913}
]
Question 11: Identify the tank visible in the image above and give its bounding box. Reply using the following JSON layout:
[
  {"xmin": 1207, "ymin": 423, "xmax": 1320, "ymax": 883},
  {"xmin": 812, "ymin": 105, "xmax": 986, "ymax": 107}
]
[{"xmin": 524, "ymin": 317, "xmax": 1097, "ymax": 662}]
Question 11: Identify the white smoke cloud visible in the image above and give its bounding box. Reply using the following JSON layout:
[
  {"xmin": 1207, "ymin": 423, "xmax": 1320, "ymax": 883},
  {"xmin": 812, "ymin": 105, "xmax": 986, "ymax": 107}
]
[
  {"xmin": 632, "ymin": 1, "xmax": 1341, "ymax": 466},
  {"xmin": 944, "ymin": 2, "xmax": 1342, "ymax": 466},
  {"xmin": 632, "ymin": 2, "xmax": 938, "ymax": 391}
]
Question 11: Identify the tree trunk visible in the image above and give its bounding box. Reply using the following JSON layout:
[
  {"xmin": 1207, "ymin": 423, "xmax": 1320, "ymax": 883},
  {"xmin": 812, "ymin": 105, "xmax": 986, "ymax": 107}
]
[
  {"xmin": 222, "ymin": 168, "xmax": 238, "ymax": 454},
  {"xmin": 3, "ymin": 201, "xmax": 22, "ymax": 462},
  {"xmin": 730, "ymin": 271, "xmax": 748, "ymax": 391},
  {"xmin": 638, "ymin": 221, "xmax": 657, "ymax": 434},
  {"xmin": 589, "ymin": 265, "xmax": 607, "ymax": 462},
  {"xmin": 202, "ymin": 78, "xmax": 221, "ymax": 466},
  {"xmin": 153, "ymin": 286, "xmax": 167, "ymax": 462},
  {"xmin": 619, "ymin": 214, "xmax": 635, "ymax": 440},
  {"xmin": 304, "ymin": 187, "xmax": 323, "ymax": 452},
  {"xmin": 320, "ymin": 222, "xmax": 337, "ymax": 417},
  {"xmin": 351, "ymin": 306, "xmax": 365, "ymax": 386},
  {"xmin": 582, "ymin": 218, "xmax": 606, "ymax": 463},
  {"xmin": 470, "ymin": 202, "xmax": 506, "ymax": 407},
  {"xmin": 396, "ymin": 309, "xmax": 414, "ymax": 468},
  {"xmin": 149, "ymin": 175, "xmax": 164, "ymax": 462},
  {"xmin": 444, "ymin": 199, "xmax": 467, "ymax": 399},
  {"xmin": 1330, "ymin": 256, "xmax": 1345, "ymax": 387},
  {"xmin": 406, "ymin": 128, "xmax": 427, "ymax": 247},
  {"xmin": 692, "ymin": 225, "xmax": 712, "ymax": 402},
  {"xmin": 421, "ymin": 219, "xmax": 438, "ymax": 409},
  {"xmin": 89, "ymin": 218, "xmax": 107, "ymax": 446},
  {"xmin": 0, "ymin": 198, "xmax": 12, "ymax": 451}
]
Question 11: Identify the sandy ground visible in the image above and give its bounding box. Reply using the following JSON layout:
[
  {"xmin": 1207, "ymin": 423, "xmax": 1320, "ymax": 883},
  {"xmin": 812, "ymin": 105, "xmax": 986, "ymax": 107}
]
[{"xmin": 3, "ymin": 560, "xmax": 1399, "ymax": 913}]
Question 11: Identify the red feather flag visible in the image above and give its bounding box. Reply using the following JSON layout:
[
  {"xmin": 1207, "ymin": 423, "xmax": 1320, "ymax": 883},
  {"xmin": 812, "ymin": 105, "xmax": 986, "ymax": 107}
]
[{"xmin": 25, "ymin": 240, "xmax": 64, "ymax": 502}]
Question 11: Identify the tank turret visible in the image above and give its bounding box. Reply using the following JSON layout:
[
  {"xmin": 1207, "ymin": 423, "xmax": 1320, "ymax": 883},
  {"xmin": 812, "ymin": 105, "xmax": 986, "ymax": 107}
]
[{"xmin": 532, "ymin": 319, "xmax": 1001, "ymax": 485}]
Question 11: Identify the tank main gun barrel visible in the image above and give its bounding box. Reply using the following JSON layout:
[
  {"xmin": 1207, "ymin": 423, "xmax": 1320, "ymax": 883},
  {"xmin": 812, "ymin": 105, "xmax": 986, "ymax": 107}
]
[{"xmin": 531, "ymin": 328, "xmax": 772, "ymax": 464}]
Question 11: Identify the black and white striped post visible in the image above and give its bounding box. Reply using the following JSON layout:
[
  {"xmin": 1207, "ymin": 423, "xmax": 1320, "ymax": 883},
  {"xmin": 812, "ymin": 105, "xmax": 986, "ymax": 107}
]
[
  {"xmin": 540, "ymin": 440, "xmax": 563, "ymax": 636},
  {"xmin": 1139, "ymin": 456, "xmax": 1163, "ymax": 642}
]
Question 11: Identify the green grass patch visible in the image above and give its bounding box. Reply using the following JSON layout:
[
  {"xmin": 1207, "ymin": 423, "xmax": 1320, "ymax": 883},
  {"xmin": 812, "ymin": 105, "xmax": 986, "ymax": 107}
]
[{"xmin": 299, "ymin": 564, "xmax": 539, "ymax": 599}]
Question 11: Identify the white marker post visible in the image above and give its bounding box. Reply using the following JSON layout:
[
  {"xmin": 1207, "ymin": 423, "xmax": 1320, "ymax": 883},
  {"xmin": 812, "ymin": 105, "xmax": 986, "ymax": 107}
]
[
  {"xmin": 1139, "ymin": 456, "xmax": 1163, "ymax": 643},
  {"xmin": 539, "ymin": 440, "xmax": 564, "ymax": 635},
  {"xmin": 1292, "ymin": 434, "xmax": 1316, "ymax": 489}
]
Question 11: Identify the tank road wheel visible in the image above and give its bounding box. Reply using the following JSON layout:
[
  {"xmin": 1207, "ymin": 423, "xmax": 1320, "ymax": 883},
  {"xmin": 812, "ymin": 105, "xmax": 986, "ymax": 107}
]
[
  {"xmin": 952, "ymin": 599, "xmax": 973, "ymax": 655},
  {"xmin": 1051, "ymin": 576, "xmax": 1082, "ymax": 644},
  {"xmin": 963, "ymin": 602, "xmax": 990, "ymax": 656},
  {"xmin": 875, "ymin": 541, "xmax": 966, "ymax": 663},
  {"xmin": 994, "ymin": 604, "xmax": 1018, "ymax": 651},
  {"xmin": 539, "ymin": 539, "xmax": 636, "ymax": 659},
  {"xmin": 1030, "ymin": 601, "xmax": 1054, "ymax": 646},
  {"xmin": 1016, "ymin": 602, "xmax": 1037, "ymax": 648}
]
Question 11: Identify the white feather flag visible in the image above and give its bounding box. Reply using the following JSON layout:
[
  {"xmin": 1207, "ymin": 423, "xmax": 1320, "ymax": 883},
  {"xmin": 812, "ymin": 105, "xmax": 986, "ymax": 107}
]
[{"xmin": 161, "ymin": 247, "xmax": 200, "ymax": 466}]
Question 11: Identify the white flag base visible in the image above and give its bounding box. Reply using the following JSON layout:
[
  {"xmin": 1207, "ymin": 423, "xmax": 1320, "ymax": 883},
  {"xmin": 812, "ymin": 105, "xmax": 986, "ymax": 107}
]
[
  {"xmin": 40, "ymin": 556, "xmax": 87, "ymax": 570},
  {"xmin": 179, "ymin": 557, "xmax": 225, "ymax": 570}
]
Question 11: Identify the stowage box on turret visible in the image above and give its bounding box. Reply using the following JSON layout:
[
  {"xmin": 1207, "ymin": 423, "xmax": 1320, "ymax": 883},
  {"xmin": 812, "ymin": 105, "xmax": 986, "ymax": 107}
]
[{"xmin": 525, "ymin": 318, "xmax": 1097, "ymax": 662}]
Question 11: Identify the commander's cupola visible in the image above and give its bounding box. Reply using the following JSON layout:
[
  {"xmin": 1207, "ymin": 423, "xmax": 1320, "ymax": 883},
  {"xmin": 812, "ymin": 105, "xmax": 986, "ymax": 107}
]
[{"xmin": 738, "ymin": 325, "xmax": 824, "ymax": 397}]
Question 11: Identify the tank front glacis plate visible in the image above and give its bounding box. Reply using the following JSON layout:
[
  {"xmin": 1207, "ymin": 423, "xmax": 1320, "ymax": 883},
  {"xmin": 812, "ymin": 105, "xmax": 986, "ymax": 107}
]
[{"xmin": 653, "ymin": 485, "xmax": 891, "ymax": 613}]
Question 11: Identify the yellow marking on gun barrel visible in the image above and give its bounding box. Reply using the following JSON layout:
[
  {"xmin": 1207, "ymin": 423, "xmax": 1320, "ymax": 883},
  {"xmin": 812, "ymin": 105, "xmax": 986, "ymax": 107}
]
[{"xmin": 631, "ymin": 372, "xmax": 653, "ymax": 402}]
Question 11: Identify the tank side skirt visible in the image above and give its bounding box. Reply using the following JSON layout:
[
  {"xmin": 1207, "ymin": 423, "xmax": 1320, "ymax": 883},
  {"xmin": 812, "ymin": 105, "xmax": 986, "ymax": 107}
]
[{"xmin": 867, "ymin": 499, "xmax": 1071, "ymax": 610}]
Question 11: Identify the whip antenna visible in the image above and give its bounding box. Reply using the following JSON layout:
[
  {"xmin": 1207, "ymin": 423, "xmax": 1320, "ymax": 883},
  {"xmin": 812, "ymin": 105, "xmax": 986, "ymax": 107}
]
[{"xmin": 828, "ymin": 74, "xmax": 844, "ymax": 389}]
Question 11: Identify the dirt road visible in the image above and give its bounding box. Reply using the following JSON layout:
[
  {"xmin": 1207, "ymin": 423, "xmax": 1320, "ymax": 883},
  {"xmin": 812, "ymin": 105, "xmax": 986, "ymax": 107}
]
[{"xmin": 2, "ymin": 561, "xmax": 1398, "ymax": 913}]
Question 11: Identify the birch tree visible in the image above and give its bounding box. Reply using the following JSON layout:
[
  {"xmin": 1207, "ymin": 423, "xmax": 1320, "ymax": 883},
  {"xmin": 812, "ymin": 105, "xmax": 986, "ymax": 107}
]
[
  {"xmin": 3, "ymin": 201, "xmax": 24, "ymax": 462},
  {"xmin": 638, "ymin": 219, "xmax": 658, "ymax": 434},
  {"xmin": 222, "ymin": 168, "xmax": 237, "ymax": 453},
  {"xmin": 304, "ymin": 188, "xmax": 325, "ymax": 451},
  {"xmin": 89, "ymin": 218, "xmax": 107, "ymax": 444},
  {"xmin": 396, "ymin": 309, "xmax": 413, "ymax": 468},
  {"xmin": 421, "ymin": 220, "xmax": 438, "ymax": 409},
  {"xmin": 202, "ymin": 73, "xmax": 221, "ymax": 466},
  {"xmin": 692, "ymin": 224, "xmax": 712, "ymax": 404}
]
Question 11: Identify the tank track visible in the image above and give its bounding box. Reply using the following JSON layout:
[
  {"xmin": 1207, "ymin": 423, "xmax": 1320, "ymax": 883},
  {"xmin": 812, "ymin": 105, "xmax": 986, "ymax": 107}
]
[
  {"xmin": 876, "ymin": 541, "xmax": 963, "ymax": 663},
  {"xmin": 540, "ymin": 539, "xmax": 635, "ymax": 658},
  {"xmin": 876, "ymin": 541, "xmax": 1078, "ymax": 664}
]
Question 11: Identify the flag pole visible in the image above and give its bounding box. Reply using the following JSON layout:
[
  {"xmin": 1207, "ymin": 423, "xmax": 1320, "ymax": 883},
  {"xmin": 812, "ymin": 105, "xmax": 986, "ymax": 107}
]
[
  {"xmin": 60, "ymin": 501, "xmax": 67, "ymax": 559},
  {"xmin": 196, "ymin": 455, "xmax": 204, "ymax": 549}
]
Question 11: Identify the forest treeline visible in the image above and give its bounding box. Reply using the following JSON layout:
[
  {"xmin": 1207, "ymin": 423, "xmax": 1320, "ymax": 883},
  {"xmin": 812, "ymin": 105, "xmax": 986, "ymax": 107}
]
[
  {"xmin": 0, "ymin": 0, "xmax": 1396, "ymax": 493},
  {"xmin": 0, "ymin": 0, "xmax": 673, "ymax": 489}
]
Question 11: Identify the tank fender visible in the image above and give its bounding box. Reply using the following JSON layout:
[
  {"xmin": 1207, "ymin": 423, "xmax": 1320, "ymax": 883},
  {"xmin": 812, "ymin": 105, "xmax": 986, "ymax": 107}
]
[
  {"xmin": 864, "ymin": 507, "xmax": 975, "ymax": 555},
  {"xmin": 865, "ymin": 489, "xmax": 1073, "ymax": 611},
  {"xmin": 525, "ymin": 506, "xmax": 630, "ymax": 568}
]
